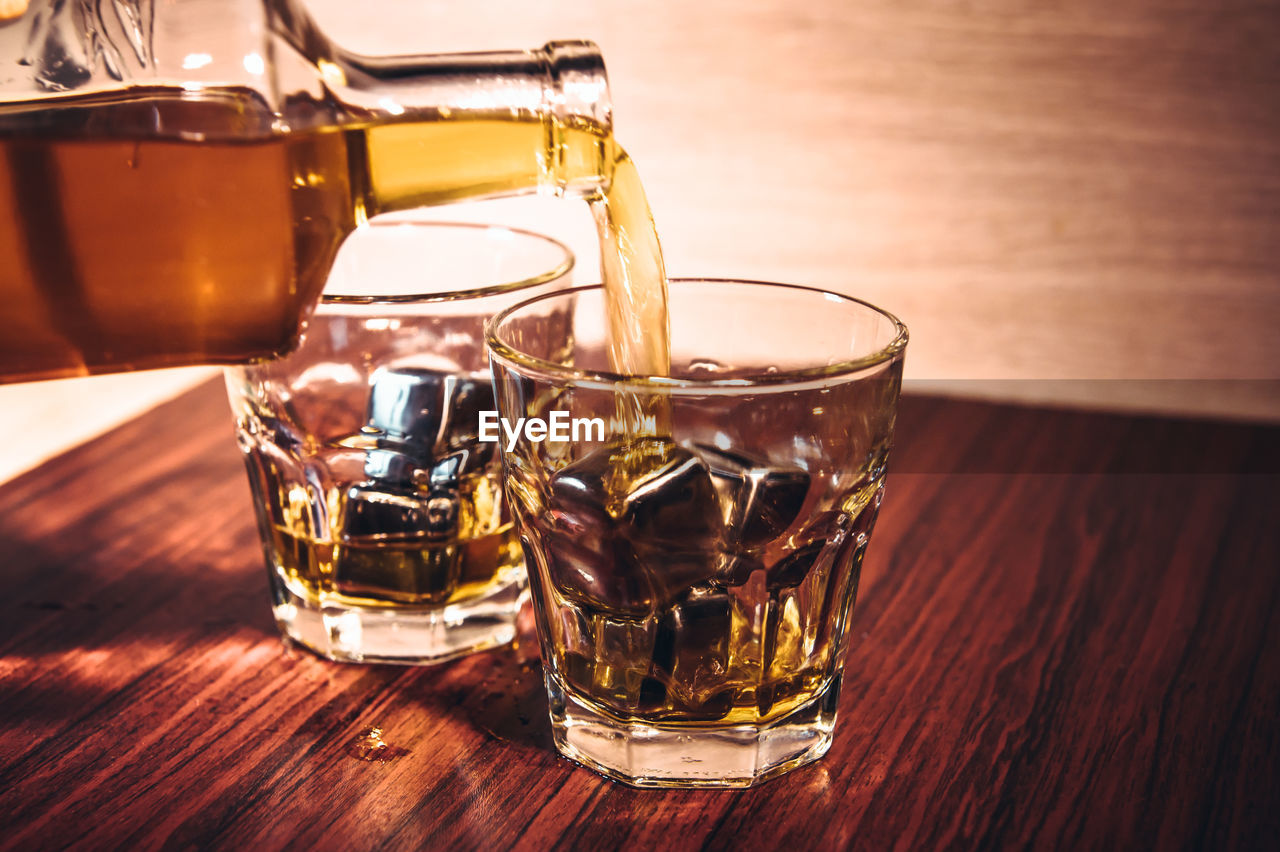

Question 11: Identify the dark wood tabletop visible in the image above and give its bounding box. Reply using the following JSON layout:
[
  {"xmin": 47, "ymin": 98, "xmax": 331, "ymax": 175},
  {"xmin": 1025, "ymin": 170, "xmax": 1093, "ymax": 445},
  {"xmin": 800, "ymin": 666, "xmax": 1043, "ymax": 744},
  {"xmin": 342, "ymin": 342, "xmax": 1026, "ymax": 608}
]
[{"xmin": 1, "ymin": 378, "xmax": 1276, "ymax": 850}]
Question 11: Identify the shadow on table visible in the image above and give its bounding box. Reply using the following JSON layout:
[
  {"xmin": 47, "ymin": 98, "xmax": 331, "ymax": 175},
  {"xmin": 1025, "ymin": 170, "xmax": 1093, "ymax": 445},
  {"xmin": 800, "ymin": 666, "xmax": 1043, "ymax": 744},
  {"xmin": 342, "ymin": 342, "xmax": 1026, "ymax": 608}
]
[
  {"xmin": 0, "ymin": 502, "xmax": 278, "ymax": 729},
  {"xmin": 0, "ymin": 516, "xmax": 273, "ymax": 650}
]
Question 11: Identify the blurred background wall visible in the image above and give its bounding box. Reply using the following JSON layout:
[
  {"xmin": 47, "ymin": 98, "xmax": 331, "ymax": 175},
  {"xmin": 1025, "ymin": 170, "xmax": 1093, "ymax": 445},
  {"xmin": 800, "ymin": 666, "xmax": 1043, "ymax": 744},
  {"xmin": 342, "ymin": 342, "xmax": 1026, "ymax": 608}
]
[{"xmin": 1, "ymin": 0, "xmax": 1277, "ymax": 480}]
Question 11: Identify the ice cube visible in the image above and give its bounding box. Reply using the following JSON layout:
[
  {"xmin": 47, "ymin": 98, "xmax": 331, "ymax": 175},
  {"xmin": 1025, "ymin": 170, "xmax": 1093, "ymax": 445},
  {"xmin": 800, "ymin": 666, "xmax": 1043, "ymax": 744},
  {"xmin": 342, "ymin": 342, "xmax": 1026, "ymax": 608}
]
[
  {"xmin": 423, "ymin": 491, "xmax": 460, "ymax": 538},
  {"xmin": 342, "ymin": 482, "xmax": 457, "ymax": 541},
  {"xmin": 557, "ymin": 603, "xmax": 660, "ymax": 717},
  {"xmin": 758, "ymin": 510, "xmax": 858, "ymax": 625},
  {"xmin": 581, "ymin": 615, "xmax": 657, "ymax": 714},
  {"xmin": 366, "ymin": 366, "xmax": 448, "ymax": 447},
  {"xmin": 717, "ymin": 553, "xmax": 766, "ymax": 588},
  {"xmin": 426, "ymin": 449, "xmax": 465, "ymax": 490},
  {"xmin": 545, "ymin": 438, "xmax": 723, "ymax": 617},
  {"xmin": 695, "ymin": 443, "xmax": 810, "ymax": 549},
  {"xmin": 333, "ymin": 518, "xmax": 461, "ymax": 604},
  {"xmin": 437, "ymin": 376, "xmax": 497, "ymax": 455},
  {"xmin": 362, "ymin": 447, "xmax": 416, "ymax": 484},
  {"xmin": 344, "ymin": 442, "xmax": 463, "ymax": 542},
  {"xmin": 759, "ymin": 589, "xmax": 807, "ymax": 713},
  {"xmin": 765, "ymin": 480, "xmax": 884, "ymax": 591},
  {"xmin": 765, "ymin": 541, "xmax": 826, "ymax": 592},
  {"xmin": 336, "ymin": 478, "xmax": 463, "ymax": 603},
  {"xmin": 365, "ymin": 367, "xmax": 497, "ymax": 472},
  {"xmin": 692, "ymin": 443, "xmax": 808, "ymax": 588},
  {"xmin": 651, "ymin": 584, "xmax": 734, "ymax": 719},
  {"xmin": 758, "ymin": 491, "xmax": 886, "ymax": 700}
]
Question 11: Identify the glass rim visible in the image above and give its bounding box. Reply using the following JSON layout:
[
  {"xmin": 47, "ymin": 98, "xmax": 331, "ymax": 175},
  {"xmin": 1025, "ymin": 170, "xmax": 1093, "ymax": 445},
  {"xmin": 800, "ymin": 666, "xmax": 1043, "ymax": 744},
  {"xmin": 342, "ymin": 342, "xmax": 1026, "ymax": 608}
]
[
  {"xmin": 320, "ymin": 220, "xmax": 575, "ymax": 305},
  {"xmin": 486, "ymin": 278, "xmax": 909, "ymax": 392}
]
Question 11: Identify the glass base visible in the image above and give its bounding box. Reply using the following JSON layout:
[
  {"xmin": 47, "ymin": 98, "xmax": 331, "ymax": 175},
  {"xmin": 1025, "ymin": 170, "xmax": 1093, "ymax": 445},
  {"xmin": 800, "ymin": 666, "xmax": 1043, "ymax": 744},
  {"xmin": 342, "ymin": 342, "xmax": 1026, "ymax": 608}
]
[
  {"xmin": 547, "ymin": 671, "xmax": 841, "ymax": 788},
  {"xmin": 269, "ymin": 572, "xmax": 527, "ymax": 665}
]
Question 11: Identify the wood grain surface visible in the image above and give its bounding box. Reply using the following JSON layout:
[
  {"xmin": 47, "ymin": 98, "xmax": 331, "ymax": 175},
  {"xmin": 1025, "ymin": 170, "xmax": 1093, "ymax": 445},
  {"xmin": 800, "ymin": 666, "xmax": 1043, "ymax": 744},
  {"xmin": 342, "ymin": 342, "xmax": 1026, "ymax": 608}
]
[{"xmin": 0, "ymin": 378, "xmax": 1276, "ymax": 849}]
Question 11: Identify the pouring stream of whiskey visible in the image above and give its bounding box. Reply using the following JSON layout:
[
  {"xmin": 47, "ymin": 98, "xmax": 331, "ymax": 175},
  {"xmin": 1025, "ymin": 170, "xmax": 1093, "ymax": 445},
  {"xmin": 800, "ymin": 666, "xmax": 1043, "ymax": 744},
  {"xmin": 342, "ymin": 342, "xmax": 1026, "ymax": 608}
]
[{"xmin": 588, "ymin": 143, "xmax": 673, "ymax": 439}]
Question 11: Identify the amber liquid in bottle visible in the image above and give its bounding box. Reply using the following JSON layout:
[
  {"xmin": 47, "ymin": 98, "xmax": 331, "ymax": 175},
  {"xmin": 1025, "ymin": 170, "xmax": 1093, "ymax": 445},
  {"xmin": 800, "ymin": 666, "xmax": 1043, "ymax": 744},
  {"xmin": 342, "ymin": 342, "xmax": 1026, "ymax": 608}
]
[{"xmin": 0, "ymin": 85, "xmax": 632, "ymax": 384}]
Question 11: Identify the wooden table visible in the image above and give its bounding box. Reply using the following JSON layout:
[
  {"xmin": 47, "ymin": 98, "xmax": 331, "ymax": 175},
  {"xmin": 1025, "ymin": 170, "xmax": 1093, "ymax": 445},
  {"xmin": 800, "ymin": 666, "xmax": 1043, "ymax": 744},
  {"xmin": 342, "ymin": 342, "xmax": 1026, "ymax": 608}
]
[{"xmin": 1, "ymin": 379, "xmax": 1276, "ymax": 849}]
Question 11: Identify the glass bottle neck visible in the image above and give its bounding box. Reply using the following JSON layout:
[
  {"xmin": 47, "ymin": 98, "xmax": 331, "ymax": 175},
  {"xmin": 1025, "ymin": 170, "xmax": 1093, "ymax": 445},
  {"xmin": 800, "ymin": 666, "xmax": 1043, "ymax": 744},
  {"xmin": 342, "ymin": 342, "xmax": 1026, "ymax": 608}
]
[
  {"xmin": 267, "ymin": 2, "xmax": 612, "ymax": 200},
  {"xmin": 334, "ymin": 41, "xmax": 611, "ymax": 132}
]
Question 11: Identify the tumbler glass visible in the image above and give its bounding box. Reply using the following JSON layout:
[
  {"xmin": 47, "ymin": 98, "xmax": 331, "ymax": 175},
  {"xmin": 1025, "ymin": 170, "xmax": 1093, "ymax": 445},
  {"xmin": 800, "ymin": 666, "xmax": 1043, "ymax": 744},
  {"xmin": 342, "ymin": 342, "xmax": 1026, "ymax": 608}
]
[
  {"xmin": 226, "ymin": 221, "xmax": 572, "ymax": 664},
  {"xmin": 487, "ymin": 279, "xmax": 907, "ymax": 786}
]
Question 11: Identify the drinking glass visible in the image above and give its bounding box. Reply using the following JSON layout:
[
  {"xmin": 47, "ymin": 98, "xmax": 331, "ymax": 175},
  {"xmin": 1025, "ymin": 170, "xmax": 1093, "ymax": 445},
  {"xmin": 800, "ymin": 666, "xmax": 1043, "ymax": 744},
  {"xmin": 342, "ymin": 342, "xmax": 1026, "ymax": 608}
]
[
  {"xmin": 487, "ymin": 279, "xmax": 907, "ymax": 786},
  {"xmin": 226, "ymin": 221, "xmax": 572, "ymax": 664}
]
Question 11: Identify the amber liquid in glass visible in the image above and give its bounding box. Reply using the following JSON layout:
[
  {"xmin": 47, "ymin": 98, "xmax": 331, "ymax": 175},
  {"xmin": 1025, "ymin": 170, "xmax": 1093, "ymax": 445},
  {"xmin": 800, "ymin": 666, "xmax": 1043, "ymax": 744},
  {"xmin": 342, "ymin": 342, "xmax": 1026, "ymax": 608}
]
[{"xmin": 246, "ymin": 442, "xmax": 522, "ymax": 608}]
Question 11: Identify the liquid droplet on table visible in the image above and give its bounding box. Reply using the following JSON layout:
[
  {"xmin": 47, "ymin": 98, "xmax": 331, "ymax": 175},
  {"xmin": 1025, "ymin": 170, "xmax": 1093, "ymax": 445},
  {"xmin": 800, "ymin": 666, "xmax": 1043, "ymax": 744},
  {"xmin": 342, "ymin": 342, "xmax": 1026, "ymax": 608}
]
[{"xmin": 348, "ymin": 726, "xmax": 408, "ymax": 762}]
